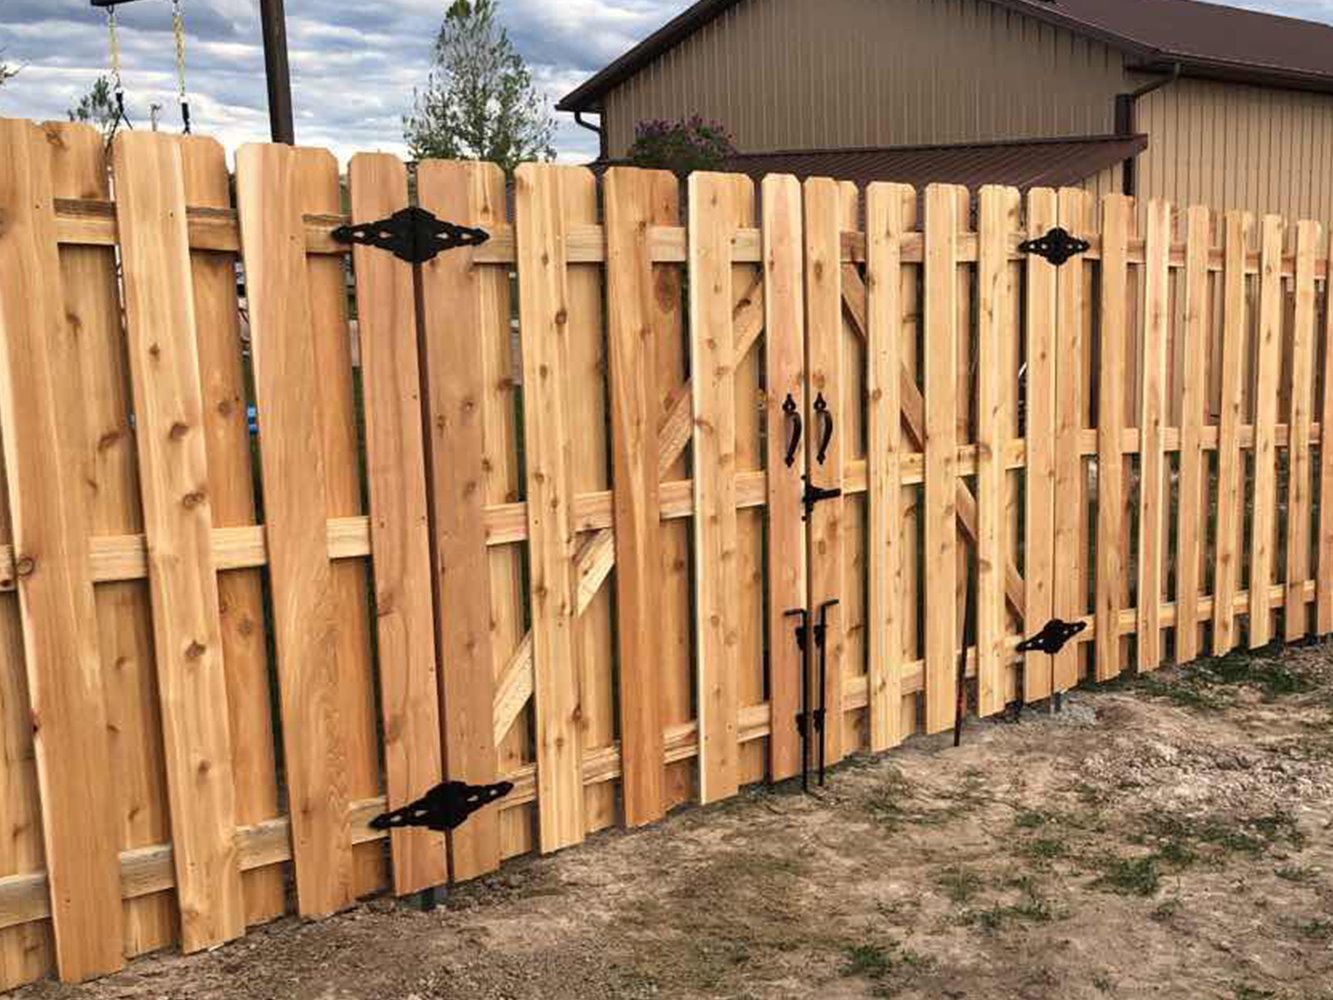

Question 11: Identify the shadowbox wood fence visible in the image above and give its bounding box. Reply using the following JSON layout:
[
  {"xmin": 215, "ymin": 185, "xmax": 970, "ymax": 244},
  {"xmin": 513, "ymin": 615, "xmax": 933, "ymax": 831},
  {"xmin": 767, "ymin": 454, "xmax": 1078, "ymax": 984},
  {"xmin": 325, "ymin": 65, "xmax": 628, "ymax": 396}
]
[{"xmin": 2, "ymin": 117, "xmax": 1333, "ymax": 987}]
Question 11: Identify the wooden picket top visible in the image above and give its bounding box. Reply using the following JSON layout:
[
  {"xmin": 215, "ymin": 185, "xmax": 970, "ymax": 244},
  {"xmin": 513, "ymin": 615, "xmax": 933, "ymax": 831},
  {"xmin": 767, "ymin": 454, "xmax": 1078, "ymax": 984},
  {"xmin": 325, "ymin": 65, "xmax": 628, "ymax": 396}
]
[{"xmin": 6, "ymin": 122, "xmax": 1333, "ymax": 989}]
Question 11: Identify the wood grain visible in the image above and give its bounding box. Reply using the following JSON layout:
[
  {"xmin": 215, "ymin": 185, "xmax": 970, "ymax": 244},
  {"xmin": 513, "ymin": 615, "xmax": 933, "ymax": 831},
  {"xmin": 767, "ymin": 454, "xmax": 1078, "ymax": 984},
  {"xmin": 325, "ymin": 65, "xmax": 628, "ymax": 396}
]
[
  {"xmin": 923, "ymin": 185, "xmax": 960, "ymax": 734},
  {"xmin": 347, "ymin": 153, "xmax": 449, "ymax": 893},
  {"xmin": 0, "ymin": 118, "xmax": 124, "ymax": 982},
  {"xmin": 111, "ymin": 131, "xmax": 245, "ymax": 952},
  {"xmin": 1250, "ymin": 216, "xmax": 1284, "ymax": 649},
  {"xmin": 1214, "ymin": 213, "xmax": 1252, "ymax": 653},
  {"xmin": 234, "ymin": 143, "xmax": 355, "ymax": 916},
  {"xmin": 417, "ymin": 159, "xmax": 508, "ymax": 878},
  {"xmin": 605, "ymin": 167, "xmax": 670, "ymax": 823},
  {"xmin": 1137, "ymin": 200, "xmax": 1171, "ymax": 671},
  {"xmin": 514, "ymin": 164, "xmax": 587, "ymax": 850},
  {"xmin": 1096, "ymin": 195, "xmax": 1131, "ymax": 680},
  {"xmin": 178, "ymin": 134, "xmax": 285, "ymax": 928},
  {"xmin": 865, "ymin": 183, "xmax": 911, "ymax": 749}
]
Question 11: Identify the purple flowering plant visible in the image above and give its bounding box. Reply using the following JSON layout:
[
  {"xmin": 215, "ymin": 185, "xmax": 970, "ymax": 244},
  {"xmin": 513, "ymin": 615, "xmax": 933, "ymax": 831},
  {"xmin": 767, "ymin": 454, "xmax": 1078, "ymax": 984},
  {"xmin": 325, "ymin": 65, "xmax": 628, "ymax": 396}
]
[{"xmin": 627, "ymin": 116, "xmax": 736, "ymax": 175}]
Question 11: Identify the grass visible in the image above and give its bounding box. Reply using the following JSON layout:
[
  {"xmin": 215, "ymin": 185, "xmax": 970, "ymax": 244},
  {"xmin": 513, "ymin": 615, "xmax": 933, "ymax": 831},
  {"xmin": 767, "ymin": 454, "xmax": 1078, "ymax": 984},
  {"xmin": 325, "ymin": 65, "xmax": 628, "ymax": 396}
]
[
  {"xmin": 1275, "ymin": 865, "xmax": 1318, "ymax": 884},
  {"xmin": 1128, "ymin": 650, "xmax": 1320, "ymax": 713},
  {"xmin": 935, "ymin": 867, "xmax": 984, "ymax": 903},
  {"xmin": 960, "ymin": 877, "xmax": 1060, "ymax": 930},
  {"xmin": 841, "ymin": 940, "xmax": 935, "ymax": 997},
  {"xmin": 862, "ymin": 768, "xmax": 991, "ymax": 832},
  {"xmin": 1093, "ymin": 856, "xmax": 1162, "ymax": 896}
]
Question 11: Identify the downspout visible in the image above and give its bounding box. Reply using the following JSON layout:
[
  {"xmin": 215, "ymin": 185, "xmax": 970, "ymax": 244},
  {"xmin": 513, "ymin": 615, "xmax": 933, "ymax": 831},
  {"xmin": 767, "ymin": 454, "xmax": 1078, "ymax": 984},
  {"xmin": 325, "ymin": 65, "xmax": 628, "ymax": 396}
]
[
  {"xmin": 1116, "ymin": 61, "xmax": 1181, "ymax": 196},
  {"xmin": 575, "ymin": 110, "xmax": 608, "ymax": 162}
]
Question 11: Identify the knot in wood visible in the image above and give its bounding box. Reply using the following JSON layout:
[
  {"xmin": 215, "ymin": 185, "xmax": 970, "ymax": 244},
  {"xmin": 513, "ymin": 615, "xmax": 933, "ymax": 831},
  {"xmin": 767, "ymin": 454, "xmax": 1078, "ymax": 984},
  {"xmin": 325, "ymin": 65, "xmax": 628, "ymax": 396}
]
[
  {"xmin": 14, "ymin": 555, "xmax": 36, "ymax": 579},
  {"xmin": 182, "ymin": 490, "xmax": 207, "ymax": 510},
  {"xmin": 185, "ymin": 641, "xmax": 207, "ymax": 661}
]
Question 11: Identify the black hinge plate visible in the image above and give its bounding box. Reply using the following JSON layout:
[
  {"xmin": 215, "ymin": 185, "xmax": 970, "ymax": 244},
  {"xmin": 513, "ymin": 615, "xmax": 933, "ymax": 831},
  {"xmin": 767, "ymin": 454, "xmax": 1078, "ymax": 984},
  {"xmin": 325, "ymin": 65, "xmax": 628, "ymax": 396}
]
[
  {"xmin": 368, "ymin": 779, "xmax": 513, "ymax": 833},
  {"xmin": 1019, "ymin": 226, "xmax": 1090, "ymax": 266},
  {"xmin": 333, "ymin": 206, "xmax": 490, "ymax": 264},
  {"xmin": 1017, "ymin": 618, "xmax": 1088, "ymax": 655}
]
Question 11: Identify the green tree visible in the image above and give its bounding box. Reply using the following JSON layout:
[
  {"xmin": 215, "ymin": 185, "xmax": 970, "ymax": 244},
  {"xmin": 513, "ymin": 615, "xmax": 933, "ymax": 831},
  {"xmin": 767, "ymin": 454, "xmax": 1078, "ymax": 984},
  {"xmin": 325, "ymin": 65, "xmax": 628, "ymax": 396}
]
[
  {"xmin": 0, "ymin": 53, "xmax": 18, "ymax": 89},
  {"xmin": 68, "ymin": 76, "xmax": 119, "ymax": 134},
  {"xmin": 404, "ymin": 0, "xmax": 556, "ymax": 174}
]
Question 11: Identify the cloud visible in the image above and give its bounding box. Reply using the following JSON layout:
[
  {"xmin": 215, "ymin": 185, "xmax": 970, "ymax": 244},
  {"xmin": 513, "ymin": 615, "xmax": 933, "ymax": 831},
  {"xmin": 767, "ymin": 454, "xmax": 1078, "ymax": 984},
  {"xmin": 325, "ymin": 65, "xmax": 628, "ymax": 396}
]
[{"xmin": 0, "ymin": 0, "xmax": 683, "ymax": 164}]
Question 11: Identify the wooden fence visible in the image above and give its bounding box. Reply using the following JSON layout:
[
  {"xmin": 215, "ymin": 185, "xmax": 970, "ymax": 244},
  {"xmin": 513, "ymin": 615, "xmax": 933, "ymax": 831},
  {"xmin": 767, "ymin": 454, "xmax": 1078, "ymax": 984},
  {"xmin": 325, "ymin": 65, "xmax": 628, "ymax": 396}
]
[{"xmin": 1, "ymin": 117, "xmax": 1331, "ymax": 987}]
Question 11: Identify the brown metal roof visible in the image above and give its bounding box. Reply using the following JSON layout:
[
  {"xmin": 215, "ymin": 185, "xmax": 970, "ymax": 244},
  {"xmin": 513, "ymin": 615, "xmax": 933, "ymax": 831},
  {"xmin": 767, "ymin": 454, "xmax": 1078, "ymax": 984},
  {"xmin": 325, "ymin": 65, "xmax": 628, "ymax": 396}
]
[
  {"xmin": 710, "ymin": 134, "xmax": 1147, "ymax": 191},
  {"xmin": 559, "ymin": 0, "xmax": 1333, "ymax": 112}
]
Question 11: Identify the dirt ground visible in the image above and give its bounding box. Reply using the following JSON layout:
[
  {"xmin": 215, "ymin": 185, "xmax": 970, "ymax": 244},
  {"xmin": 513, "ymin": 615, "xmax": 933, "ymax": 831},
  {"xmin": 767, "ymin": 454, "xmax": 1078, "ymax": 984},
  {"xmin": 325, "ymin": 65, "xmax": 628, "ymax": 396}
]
[{"xmin": 20, "ymin": 644, "xmax": 1333, "ymax": 1000}]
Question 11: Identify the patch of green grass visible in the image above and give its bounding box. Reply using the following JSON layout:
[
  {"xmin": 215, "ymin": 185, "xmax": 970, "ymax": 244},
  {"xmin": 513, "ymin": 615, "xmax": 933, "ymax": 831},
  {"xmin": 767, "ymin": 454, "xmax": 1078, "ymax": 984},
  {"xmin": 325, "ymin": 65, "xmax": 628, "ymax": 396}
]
[
  {"xmin": 1151, "ymin": 898, "xmax": 1181, "ymax": 922},
  {"xmin": 1125, "ymin": 649, "xmax": 1321, "ymax": 715},
  {"xmin": 840, "ymin": 940, "xmax": 935, "ymax": 998},
  {"xmin": 1014, "ymin": 808, "xmax": 1053, "ymax": 830},
  {"xmin": 862, "ymin": 768, "xmax": 990, "ymax": 832},
  {"xmin": 844, "ymin": 943, "xmax": 894, "ymax": 979},
  {"xmin": 935, "ymin": 867, "xmax": 984, "ymax": 904},
  {"xmin": 961, "ymin": 881, "xmax": 1059, "ymax": 931},
  {"xmin": 1298, "ymin": 918, "xmax": 1333, "ymax": 941},
  {"xmin": 1093, "ymin": 856, "xmax": 1162, "ymax": 896},
  {"xmin": 1232, "ymin": 986, "xmax": 1279, "ymax": 1000},
  {"xmin": 1020, "ymin": 837, "xmax": 1069, "ymax": 862},
  {"xmin": 1140, "ymin": 810, "xmax": 1304, "ymax": 864},
  {"xmin": 1275, "ymin": 865, "xmax": 1318, "ymax": 884}
]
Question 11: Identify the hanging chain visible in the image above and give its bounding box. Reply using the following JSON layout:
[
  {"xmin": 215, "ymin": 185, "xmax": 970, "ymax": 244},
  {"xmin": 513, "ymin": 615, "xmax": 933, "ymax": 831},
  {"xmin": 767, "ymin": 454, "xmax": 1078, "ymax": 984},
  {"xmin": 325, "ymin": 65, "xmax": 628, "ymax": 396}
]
[
  {"xmin": 105, "ymin": 4, "xmax": 132, "ymax": 142},
  {"xmin": 171, "ymin": 0, "xmax": 191, "ymax": 134}
]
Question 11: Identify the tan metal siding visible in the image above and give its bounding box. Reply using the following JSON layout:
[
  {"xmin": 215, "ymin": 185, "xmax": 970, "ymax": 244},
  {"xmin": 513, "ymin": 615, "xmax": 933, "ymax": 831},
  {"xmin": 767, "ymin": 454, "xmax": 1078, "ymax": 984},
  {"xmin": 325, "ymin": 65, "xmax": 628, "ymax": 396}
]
[
  {"xmin": 603, "ymin": 0, "xmax": 1130, "ymax": 156},
  {"xmin": 1137, "ymin": 77, "xmax": 1333, "ymax": 227}
]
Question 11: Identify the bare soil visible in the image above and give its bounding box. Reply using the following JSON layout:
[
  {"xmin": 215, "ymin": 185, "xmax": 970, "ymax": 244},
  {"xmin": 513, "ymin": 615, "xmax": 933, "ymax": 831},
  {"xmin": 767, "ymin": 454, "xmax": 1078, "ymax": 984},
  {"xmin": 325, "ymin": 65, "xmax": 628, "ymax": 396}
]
[{"xmin": 19, "ymin": 644, "xmax": 1333, "ymax": 1000}]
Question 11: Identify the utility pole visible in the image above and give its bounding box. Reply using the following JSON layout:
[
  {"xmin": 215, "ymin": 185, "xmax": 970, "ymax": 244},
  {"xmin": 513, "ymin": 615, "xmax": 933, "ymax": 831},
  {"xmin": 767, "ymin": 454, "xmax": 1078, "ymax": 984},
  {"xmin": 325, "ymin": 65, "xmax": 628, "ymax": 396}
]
[{"xmin": 258, "ymin": 0, "xmax": 295, "ymax": 144}]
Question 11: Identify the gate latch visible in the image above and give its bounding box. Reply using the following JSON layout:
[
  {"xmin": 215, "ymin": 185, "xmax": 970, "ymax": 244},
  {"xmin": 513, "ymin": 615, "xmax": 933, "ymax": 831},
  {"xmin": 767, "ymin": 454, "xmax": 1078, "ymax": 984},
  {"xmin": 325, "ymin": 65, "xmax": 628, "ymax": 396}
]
[
  {"xmin": 1019, "ymin": 226, "xmax": 1090, "ymax": 266},
  {"xmin": 802, "ymin": 478, "xmax": 842, "ymax": 521},
  {"xmin": 333, "ymin": 206, "xmax": 490, "ymax": 264}
]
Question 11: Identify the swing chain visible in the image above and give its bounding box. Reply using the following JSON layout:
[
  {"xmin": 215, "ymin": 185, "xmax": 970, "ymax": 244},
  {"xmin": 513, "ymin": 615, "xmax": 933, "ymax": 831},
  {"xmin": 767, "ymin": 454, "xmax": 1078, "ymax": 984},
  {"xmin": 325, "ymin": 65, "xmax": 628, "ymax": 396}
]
[
  {"xmin": 104, "ymin": 4, "xmax": 132, "ymax": 141},
  {"xmin": 171, "ymin": 0, "xmax": 191, "ymax": 134}
]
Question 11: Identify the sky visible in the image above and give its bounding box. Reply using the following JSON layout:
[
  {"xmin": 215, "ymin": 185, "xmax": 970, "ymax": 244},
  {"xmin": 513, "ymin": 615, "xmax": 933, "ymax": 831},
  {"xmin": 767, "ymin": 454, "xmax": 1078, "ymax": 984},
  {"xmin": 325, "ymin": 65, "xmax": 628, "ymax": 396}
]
[{"xmin": 2, "ymin": 0, "xmax": 1333, "ymax": 166}]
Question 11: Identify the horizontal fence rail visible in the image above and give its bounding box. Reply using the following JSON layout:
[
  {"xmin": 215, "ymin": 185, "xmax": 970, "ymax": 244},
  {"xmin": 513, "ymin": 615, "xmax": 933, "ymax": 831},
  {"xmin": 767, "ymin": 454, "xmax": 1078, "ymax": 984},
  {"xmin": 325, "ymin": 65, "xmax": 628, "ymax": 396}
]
[{"xmin": 2, "ymin": 117, "xmax": 1333, "ymax": 987}]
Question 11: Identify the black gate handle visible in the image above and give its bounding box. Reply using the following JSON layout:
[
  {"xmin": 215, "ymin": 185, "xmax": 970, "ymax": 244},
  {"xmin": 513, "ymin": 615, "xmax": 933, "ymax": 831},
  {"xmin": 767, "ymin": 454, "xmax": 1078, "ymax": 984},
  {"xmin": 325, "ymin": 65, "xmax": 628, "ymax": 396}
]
[
  {"xmin": 814, "ymin": 393, "xmax": 834, "ymax": 465},
  {"xmin": 782, "ymin": 394, "xmax": 803, "ymax": 468}
]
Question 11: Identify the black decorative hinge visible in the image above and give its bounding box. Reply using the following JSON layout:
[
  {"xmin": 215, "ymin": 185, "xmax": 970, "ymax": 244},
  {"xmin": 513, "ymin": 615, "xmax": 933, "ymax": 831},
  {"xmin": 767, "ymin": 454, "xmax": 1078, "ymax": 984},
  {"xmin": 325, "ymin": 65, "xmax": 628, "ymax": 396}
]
[
  {"xmin": 332, "ymin": 206, "xmax": 490, "ymax": 264},
  {"xmin": 369, "ymin": 779, "xmax": 513, "ymax": 833},
  {"xmin": 1017, "ymin": 618, "xmax": 1088, "ymax": 655},
  {"xmin": 1019, "ymin": 227, "xmax": 1090, "ymax": 266}
]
